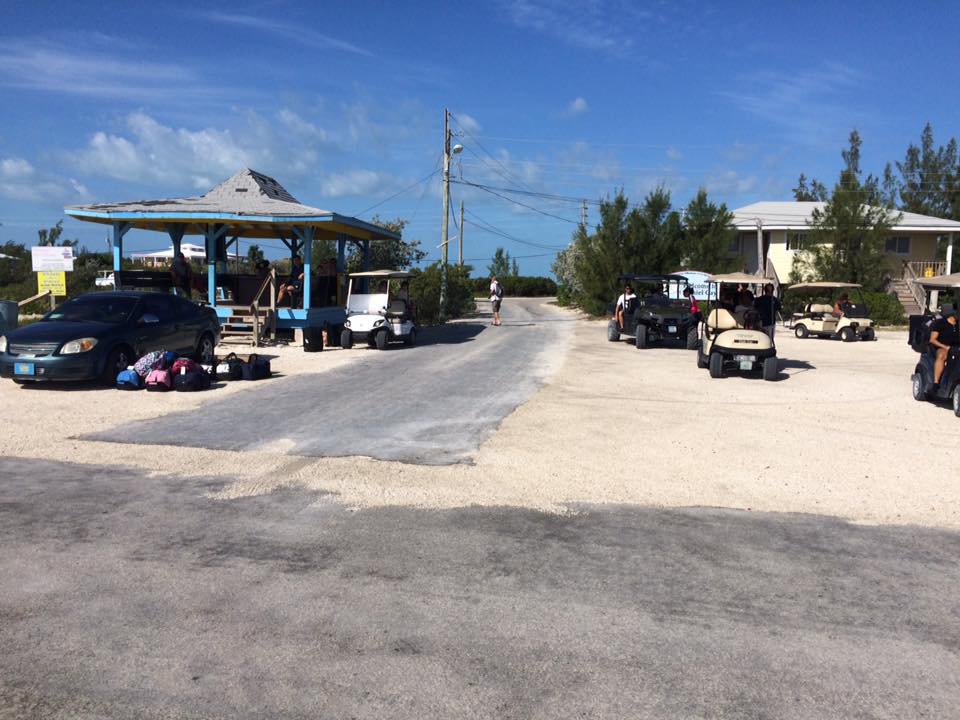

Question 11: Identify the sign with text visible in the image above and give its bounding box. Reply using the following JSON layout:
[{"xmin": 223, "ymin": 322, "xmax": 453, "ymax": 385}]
[
  {"xmin": 31, "ymin": 246, "xmax": 74, "ymax": 272},
  {"xmin": 668, "ymin": 270, "xmax": 712, "ymax": 300},
  {"xmin": 37, "ymin": 271, "xmax": 66, "ymax": 296}
]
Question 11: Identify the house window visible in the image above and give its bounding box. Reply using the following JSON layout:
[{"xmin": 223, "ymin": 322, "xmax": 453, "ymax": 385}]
[
  {"xmin": 786, "ymin": 232, "xmax": 808, "ymax": 251},
  {"xmin": 885, "ymin": 236, "xmax": 910, "ymax": 254},
  {"xmin": 728, "ymin": 235, "xmax": 741, "ymax": 254}
]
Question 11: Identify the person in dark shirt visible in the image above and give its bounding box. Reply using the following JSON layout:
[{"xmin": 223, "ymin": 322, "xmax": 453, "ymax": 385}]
[
  {"xmin": 929, "ymin": 306, "xmax": 958, "ymax": 386},
  {"xmin": 276, "ymin": 255, "xmax": 305, "ymax": 307},
  {"xmin": 753, "ymin": 283, "xmax": 781, "ymax": 340},
  {"xmin": 170, "ymin": 252, "xmax": 193, "ymax": 298}
]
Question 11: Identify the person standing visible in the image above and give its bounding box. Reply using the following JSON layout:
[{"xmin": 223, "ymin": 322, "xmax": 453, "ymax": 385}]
[
  {"xmin": 614, "ymin": 283, "xmax": 636, "ymax": 329},
  {"xmin": 682, "ymin": 286, "xmax": 702, "ymax": 324},
  {"xmin": 170, "ymin": 251, "xmax": 193, "ymax": 298},
  {"xmin": 489, "ymin": 275, "xmax": 503, "ymax": 326},
  {"xmin": 754, "ymin": 283, "xmax": 781, "ymax": 341}
]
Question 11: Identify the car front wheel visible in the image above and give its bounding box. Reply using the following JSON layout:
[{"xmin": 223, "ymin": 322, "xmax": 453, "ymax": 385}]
[
  {"xmin": 195, "ymin": 332, "xmax": 215, "ymax": 364},
  {"xmin": 101, "ymin": 346, "xmax": 133, "ymax": 386}
]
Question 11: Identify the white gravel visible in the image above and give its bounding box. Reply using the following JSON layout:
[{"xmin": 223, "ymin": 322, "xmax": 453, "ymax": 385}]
[{"xmin": 2, "ymin": 308, "xmax": 958, "ymax": 529}]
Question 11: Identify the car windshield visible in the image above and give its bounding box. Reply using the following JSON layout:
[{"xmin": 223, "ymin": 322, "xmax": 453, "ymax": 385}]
[{"xmin": 44, "ymin": 295, "xmax": 138, "ymax": 324}]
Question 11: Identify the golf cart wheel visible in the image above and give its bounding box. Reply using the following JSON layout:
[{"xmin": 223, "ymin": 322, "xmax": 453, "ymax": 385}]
[
  {"xmin": 953, "ymin": 385, "xmax": 960, "ymax": 417},
  {"xmin": 762, "ymin": 356, "xmax": 778, "ymax": 381},
  {"xmin": 686, "ymin": 327, "xmax": 699, "ymax": 350},
  {"xmin": 635, "ymin": 325, "xmax": 647, "ymax": 349},
  {"xmin": 340, "ymin": 329, "xmax": 353, "ymax": 349},
  {"xmin": 708, "ymin": 352, "xmax": 723, "ymax": 379},
  {"xmin": 404, "ymin": 328, "xmax": 417, "ymax": 346},
  {"xmin": 911, "ymin": 374, "xmax": 925, "ymax": 401},
  {"xmin": 607, "ymin": 321, "xmax": 620, "ymax": 342},
  {"xmin": 375, "ymin": 329, "xmax": 389, "ymax": 350},
  {"xmin": 840, "ymin": 327, "xmax": 856, "ymax": 342},
  {"xmin": 862, "ymin": 327, "xmax": 876, "ymax": 341},
  {"xmin": 696, "ymin": 348, "xmax": 709, "ymax": 369},
  {"xmin": 795, "ymin": 324, "xmax": 809, "ymax": 339}
]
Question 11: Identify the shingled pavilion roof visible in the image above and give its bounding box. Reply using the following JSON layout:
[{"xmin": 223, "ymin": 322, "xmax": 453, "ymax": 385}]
[{"xmin": 64, "ymin": 168, "xmax": 400, "ymax": 241}]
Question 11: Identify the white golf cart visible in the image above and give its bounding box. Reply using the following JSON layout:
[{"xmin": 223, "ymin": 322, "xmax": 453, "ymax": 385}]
[
  {"xmin": 786, "ymin": 281, "xmax": 875, "ymax": 342},
  {"xmin": 697, "ymin": 272, "xmax": 778, "ymax": 380},
  {"xmin": 341, "ymin": 270, "xmax": 417, "ymax": 350}
]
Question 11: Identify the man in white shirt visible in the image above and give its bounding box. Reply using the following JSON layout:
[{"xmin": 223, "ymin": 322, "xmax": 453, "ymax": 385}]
[
  {"xmin": 615, "ymin": 284, "xmax": 636, "ymax": 329},
  {"xmin": 489, "ymin": 275, "xmax": 503, "ymax": 326}
]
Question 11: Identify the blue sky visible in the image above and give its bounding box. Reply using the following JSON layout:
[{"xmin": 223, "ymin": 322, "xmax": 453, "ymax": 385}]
[{"xmin": 2, "ymin": 0, "xmax": 958, "ymax": 276}]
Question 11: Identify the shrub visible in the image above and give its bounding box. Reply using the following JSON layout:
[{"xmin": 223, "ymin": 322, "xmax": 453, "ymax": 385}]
[
  {"xmin": 410, "ymin": 263, "xmax": 476, "ymax": 325},
  {"xmin": 470, "ymin": 276, "xmax": 557, "ymax": 297},
  {"xmin": 863, "ymin": 291, "xmax": 905, "ymax": 326}
]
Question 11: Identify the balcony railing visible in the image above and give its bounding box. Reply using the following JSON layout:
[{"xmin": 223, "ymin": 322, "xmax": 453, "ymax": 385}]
[{"xmin": 905, "ymin": 261, "xmax": 946, "ymax": 279}]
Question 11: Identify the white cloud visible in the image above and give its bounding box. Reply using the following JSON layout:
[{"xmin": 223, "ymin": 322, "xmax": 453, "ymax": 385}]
[
  {"xmin": 665, "ymin": 146, "xmax": 682, "ymax": 161},
  {"xmin": 566, "ymin": 97, "xmax": 588, "ymax": 115},
  {"xmin": 199, "ymin": 12, "xmax": 374, "ymax": 57},
  {"xmin": 0, "ymin": 156, "xmax": 89, "ymax": 203},
  {"xmin": 704, "ymin": 170, "xmax": 758, "ymax": 196},
  {"xmin": 320, "ymin": 170, "xmax": 404, "ymax": 198},
  {"xmin": 453, "ymin": 112, "xmax": 482, "ymax": 135},
  {"xmin": 67, "ymin": 109, "xmax": 340, "ymax": 190},
  {"xmin": 0, "ymin": 40, "xmax": 199, "ymax": 99}
]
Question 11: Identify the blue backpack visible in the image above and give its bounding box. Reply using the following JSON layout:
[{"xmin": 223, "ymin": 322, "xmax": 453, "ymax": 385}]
[{"xmin": 116, "ymin": 368, "xmax": 143, "ymax": 390}]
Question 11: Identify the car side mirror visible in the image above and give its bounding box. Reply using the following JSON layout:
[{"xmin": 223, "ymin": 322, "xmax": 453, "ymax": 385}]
[{"xmin": 140, "ymin": 313, "xmax": 160, "ymax": 324}]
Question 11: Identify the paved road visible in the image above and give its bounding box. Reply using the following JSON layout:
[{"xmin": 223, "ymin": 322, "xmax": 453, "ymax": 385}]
[
  {"xmin": 2, "ymin": 456, "xmax": 958, "ymax": 719},
  {"xmin": 84, "ymin": 298, "xmax": 574, "ymax": 464}
]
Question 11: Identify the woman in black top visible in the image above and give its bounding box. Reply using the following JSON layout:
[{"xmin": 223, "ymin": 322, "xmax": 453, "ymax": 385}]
[{"xmin": 930, "ymin": 306, "xmax": 958, "ymax": 386}]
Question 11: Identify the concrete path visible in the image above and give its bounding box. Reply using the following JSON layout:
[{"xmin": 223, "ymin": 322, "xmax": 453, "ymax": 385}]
[
  {"xmin": 2, "ymin": 456, "xmax": 958, "ymax": 719},
  {"xmin": 83, "ymin": 298, "xmax": 574, "ymax": 464}
]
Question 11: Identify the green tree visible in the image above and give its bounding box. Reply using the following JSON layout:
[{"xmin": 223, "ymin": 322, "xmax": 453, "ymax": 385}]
[
  {"xmin": 794, "ymin": 138, "xmax": 900, "ymax": 290},
  {"xmin": 510, "ymin": 257, "xmax": 519, "ymax": 277},
  {"xmin": 623, "ymin": 186, "xmax": 684, "ymax": 275},
  {"xmin": 345, "ymin": 216, "xmax": 426, "ymax": 273},
  {"xmin": 571, "ymin": 191, "xmax": 631, "ymax": 315},
  {"xmin": 893, "ymin": 123, "xmax": 960, "ymax": 219},
  {"xmin": 487, "ymin": 247, "xmax": 513, "ymax": 277},
  {"xmin": 36, "ymin": 220, "xmax": 78, "ymax": 247},
  {"xmin": 246, "ymin": 244, "xmax": 265, "ymax": 267},
  {"xmin": 680, "ymin": 189, "xmax": 738, "ymax": 272},
  {"xmin": 792, "ymin": 173, "xmax": 828, "ymax": 201}
]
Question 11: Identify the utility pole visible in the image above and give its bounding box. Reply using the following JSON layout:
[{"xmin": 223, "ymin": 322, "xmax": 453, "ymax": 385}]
[
  {"xmin": 580, "ymin": 199, "xmax": 588, "ymax": 229},
  {"xmin": 458, "ymin": 199, "xmax": 465, "ymax": 266},
  {"xmin": 439, "ymin": 108, "xmax": 451, "ymax": 323}
]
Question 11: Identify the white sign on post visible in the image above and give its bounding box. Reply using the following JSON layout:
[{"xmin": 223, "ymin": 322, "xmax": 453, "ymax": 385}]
[
  {"xmin": 31, "ymin": 246, "xmax": 75, "ymax": 272},
  {"xmin": 668, "ymin": 270, "xmax": 712, "ymax": 300}
]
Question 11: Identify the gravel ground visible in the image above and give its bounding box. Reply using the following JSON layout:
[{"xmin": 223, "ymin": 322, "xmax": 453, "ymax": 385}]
[{"xmin": 1, "ymin": 302, "xmax": 957, "ymax": 528}]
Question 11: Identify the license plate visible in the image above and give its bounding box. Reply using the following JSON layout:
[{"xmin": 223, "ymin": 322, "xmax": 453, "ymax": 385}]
[
  {"xmin": 734, "ymin": 355, "xmax": 753, "ymax": 363},
  {"xmin": 739, "ymin": 361, "xmax": 753, "ymax": 371},
  {"xmin": 667, "ymin": 325, "xmax": 677, "ymax": 334},
  {"xmin": 14, "ymin": 362, "xmax": 35, "ymax": 376}
]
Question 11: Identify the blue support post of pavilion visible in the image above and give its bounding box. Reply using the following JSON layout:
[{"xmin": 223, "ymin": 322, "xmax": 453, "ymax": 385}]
[
  {"xmin": 111, "ymin": 222, "xmax": 132, "ymax": 286},
  {"xmin": 203, "ymin": 223, "xmax": 229, "ymax": 307},
  {"xmin": 292, "ymin": 226, "xmax": 314, "ymax": 310}
]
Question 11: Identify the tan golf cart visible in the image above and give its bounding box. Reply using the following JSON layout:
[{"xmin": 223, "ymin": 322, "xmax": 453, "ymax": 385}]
[
  {"xmin": 786, "ymin": 281, "xmax": 875, "ymax": 342},
  {"xmin": 696, "ymin": 272, "xmax": 778, "ymax": 380}
]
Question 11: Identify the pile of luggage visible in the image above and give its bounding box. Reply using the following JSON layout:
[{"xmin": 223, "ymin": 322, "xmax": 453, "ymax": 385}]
[{"xmin": 116, "ymin": 351, "xmax": 271, "ymax": 392}]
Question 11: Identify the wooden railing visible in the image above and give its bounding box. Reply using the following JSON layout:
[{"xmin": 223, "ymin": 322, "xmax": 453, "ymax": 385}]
[
  {"xmin": 901, "ymin": 262, "xmax": 928, "ymax": 310},
  {"xmin": 250, "ymin": 268, "xmax": 277, "ymax": 347},
  {"xmin": 18, "ymin": 290, "xmax": 53, "ymax": 310},
  {"xmin": 905, "ymin": 260, "xmax": 946, "ymax": 279}
]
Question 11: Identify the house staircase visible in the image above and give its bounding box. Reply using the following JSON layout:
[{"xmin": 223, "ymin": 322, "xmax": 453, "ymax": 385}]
[
  {"xmin": 219, "ymin": 306, "xmax": 275, "ymax": 346},
  {"xmin": 888, "ymin": 279, "xmax": 923, "ymax": 316}
]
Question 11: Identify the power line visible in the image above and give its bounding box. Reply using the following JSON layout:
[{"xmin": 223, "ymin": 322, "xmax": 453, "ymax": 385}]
[
  {"xmin": 352, "ymin": 166, "xmax": 441, "ymax": 217},
  {"xmin": 450, "ymin": 112, "xmax": 538, "ymax": 193},
  {"xmin": 463, "ymin": 208, "xmax": 566, "ymax": 250},
  {"xmin": 455, "ymin": 179, "xmax": 582, "ymax": 225}
]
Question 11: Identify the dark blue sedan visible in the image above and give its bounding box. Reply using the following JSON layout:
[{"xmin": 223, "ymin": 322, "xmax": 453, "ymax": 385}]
[{"xmin": 0, "ymin": 291, "xmax": 220, "ymax": 385}]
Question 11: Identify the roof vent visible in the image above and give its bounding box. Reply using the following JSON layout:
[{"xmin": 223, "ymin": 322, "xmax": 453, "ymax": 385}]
[{"xmin": 235, "ymin": 188, "xmax": 248, "ymax": 192}]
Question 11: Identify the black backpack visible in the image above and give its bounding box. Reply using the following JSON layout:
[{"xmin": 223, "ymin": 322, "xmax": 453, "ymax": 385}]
[{"xmin": 241, "ymin": 354, "xmax": 271, "ymax": 381}]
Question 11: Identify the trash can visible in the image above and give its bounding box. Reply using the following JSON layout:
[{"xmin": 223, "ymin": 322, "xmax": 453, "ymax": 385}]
[
  {"xmin": 303, "ymin": 326, "xmax": 324, "ymax": 352},
  {"xmin": 0, "ymin": 300, "xmax": 17, "ymax": 333}
]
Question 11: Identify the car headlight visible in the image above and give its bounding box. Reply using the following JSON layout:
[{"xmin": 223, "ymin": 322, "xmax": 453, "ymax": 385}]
[
  {"xmin": 60, "ymin": 338, "xmax": 98, "ymax": 354},
  {"xmin": 374, "ymin": 319, "xmax": 384, "ymax": 327},
  {"xmin": 0, "ymin": 336, "xmax": 6, "ymax": 353}
]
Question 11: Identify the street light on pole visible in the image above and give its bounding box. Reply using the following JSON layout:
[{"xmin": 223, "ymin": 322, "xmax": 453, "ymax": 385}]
[{"xmin": 439, "ymin": 108, "xmax": 462, "ymax": 323}]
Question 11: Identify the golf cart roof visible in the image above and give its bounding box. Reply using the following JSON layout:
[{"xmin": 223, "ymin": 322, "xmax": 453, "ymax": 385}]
[
  {"xmin": 787, "ymin": 281, "xmax": 862, "ymax": 291},
  {"xmin": 706, "ymin": 272, "xmax": 773, "ymax": 283},
  {"xmin": 618, "ymin": 273, "xmax": 688, "ymax": 283},
  {"xmin": 348, "ymin": 270, "xmax": 413, "ymax": 279},
  {"xmin": 918, "ymin": 272, "xmax": 960, "ymax": 289}
]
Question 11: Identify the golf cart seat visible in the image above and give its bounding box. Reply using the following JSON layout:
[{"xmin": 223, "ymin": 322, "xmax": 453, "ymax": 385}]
[
  {"xmin": 706, "ymin": 308, "xmax": 738, "ymax": 330},
  {"xmin": 807, "ymin": 303, "xmax": 834, "ymax": 317},
  {"xmin": 385, "ymin": 299, "xmax": 407, "ymax": 317}
]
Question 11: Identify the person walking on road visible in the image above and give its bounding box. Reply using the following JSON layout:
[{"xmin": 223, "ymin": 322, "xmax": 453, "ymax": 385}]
[{"xmin": 490, "ymin": 275, "xmax": 503, "ymax": 326}]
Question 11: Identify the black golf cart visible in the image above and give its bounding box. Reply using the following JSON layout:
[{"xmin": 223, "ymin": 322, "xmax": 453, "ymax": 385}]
[
  {"xmin": 908, "ymin": 272, "xmax": 960, "ymax": 416},
  {"xmin": 606, "ymin": 273, "xmax": 698, "ymax": 350}
]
